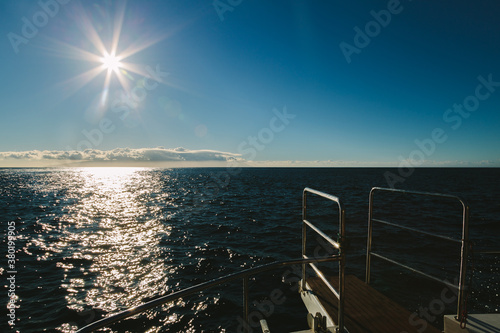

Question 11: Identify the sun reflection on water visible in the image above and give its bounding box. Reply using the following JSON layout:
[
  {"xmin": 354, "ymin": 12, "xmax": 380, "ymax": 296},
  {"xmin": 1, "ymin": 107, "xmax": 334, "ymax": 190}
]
[{"xmin": 58, "ymin": 168, "xmax": 177, "ymax": 331}]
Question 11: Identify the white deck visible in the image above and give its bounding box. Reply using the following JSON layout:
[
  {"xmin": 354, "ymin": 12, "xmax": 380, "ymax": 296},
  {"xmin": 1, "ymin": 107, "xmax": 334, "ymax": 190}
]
[{"xmin": 444, "ymin": 314, "xmax": 500, "ymax": 333}]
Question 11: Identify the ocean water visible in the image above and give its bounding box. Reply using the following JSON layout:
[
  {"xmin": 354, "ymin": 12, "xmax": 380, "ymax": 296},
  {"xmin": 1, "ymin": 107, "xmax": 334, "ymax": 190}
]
[{"xmin": 1, "ymin": 167, "xmax": 499, "ymax": 332}]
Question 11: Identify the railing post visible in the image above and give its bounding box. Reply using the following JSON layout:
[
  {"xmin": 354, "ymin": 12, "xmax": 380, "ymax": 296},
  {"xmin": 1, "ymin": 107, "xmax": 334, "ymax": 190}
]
[
  {"xmin": 457, "ymin": 202, "xmax": 470, "ymax": 322},
  {"xmin": 243, "ymin": 276, "xmax": 249, "ymax": 332},
  {"xmin": 302, "ymin": 190, "xmax": 307, "ymax": 291},
  {"xmin": 365, "ymin": 189, "xmax": 375, "ymax": 284},
  {"xmin": 338, "ymin": 203, "xmax": 346, "ymax": 332}
]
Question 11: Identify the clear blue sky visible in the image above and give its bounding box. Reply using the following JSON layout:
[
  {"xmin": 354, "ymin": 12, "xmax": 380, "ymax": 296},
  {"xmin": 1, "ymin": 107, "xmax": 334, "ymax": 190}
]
[{"xmin": 1, "ymin": 0, "xmax": 499, "ymax": 167}]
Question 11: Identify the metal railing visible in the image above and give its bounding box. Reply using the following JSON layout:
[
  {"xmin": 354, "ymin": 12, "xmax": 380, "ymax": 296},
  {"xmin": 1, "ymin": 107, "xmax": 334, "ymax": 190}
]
[
  {"xmin": 365, "ymin": 187, "xmax": 470, "ymax": 323},
  {"xmin": 302, "ymin": 187, "xmax": 346, "ymax": 332},
  {"xmin": 75, "ymin": 188, "xmax": 346, "ymax": 332},
  {"xmin": 75, "ymin": 256, "xmax": 340, "ymax": 332}
]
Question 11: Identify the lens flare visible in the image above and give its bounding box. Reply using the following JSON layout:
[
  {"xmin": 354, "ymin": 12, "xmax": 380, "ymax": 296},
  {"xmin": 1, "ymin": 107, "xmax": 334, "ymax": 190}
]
[{"xmin": 45, "ymin": 1, "xmax": 168, "ymax": 106}]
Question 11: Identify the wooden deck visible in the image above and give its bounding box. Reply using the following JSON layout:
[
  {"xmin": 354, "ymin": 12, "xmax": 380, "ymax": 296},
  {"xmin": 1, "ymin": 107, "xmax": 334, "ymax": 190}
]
[{"xmin": 306, "ymin": 275, "xmax": 442, "ymax": 333}]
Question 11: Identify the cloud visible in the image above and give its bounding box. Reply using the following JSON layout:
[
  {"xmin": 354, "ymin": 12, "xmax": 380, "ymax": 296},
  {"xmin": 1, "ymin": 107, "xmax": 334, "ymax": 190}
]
[
  {"xmin": 0, "ymin": 148, "xmax": 498, "ymax": 168},
  {"xmin": 0, "ymin": 147, "xmax": 242, "ymax": 166}
]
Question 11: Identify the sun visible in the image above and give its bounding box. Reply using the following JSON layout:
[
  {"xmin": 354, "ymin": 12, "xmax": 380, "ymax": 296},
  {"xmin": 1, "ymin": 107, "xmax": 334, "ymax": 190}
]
[
  {"xmin": 50, "ymin": 1, "xmax": 167, "ymax": 106},
  {"xmin": 100, "ymin": 52, "xmax": 121, "ymax": 73}
]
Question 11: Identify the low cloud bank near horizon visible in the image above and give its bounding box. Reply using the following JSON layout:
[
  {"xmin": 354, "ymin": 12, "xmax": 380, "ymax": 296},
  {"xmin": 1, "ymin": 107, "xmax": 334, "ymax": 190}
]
[
  {"xmin": 0, "ymin": 147, "xmax": 498, "ymax": 167},
  {"xmin": 0, "ymin": 147, "xmax": 243, "ymax": 166}
]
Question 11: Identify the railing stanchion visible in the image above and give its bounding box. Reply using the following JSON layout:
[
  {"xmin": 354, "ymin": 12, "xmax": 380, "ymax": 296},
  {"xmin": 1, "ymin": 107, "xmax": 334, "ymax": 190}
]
[
  {"xmin": 302, "ymin": 191, "xmax": 307, "ymax": 292},
  {"xmin": 366, "ymin": 189, "xmax": 375, "ymax": 284},
  {"xmin": 457, "ymin": 203, "xmax": 470, "ymax": 323},
  {"xmin": 338, "ymin": 201, "xmax": 346, "ymax": 332}
]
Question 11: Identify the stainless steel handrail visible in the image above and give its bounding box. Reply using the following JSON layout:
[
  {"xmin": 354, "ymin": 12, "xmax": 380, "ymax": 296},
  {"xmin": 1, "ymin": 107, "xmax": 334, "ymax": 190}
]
[
  {"xmin": 302, "ymin": 187, "xmax": 346, "ymax": 332},
  {"xmin": 75, "ymin": 256, "xmax": 340, "ymax": 333},
  {"xmin": 371, "ymin": 218, "xmax": 461, "ymax": 244},
  {"xmin": 365, "ymin": 187, "xmax": 470, "ymax": 323}
]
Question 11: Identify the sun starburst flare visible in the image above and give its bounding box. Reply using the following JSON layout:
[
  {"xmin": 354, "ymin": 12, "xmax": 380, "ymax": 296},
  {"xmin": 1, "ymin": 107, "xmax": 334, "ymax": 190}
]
[{"xmin": 45, "ymin": 1, "xmax": 168, "ymax": 108}]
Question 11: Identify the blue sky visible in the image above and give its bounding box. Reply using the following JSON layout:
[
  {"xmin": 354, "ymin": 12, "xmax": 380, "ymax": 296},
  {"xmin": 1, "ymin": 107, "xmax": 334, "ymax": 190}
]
[{"xmin": 1, "ymin": 0, "xmax": 499, "ymax": 167}]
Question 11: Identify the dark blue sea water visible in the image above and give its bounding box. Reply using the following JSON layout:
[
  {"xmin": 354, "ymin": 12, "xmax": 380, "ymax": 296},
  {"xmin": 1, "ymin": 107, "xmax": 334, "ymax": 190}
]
[{"xmin": 1, "ymin": 167, "xmax": 499, "ymax": 332}]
